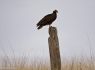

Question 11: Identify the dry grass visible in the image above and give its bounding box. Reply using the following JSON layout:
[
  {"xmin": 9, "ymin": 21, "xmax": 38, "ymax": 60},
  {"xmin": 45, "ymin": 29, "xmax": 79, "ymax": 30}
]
[
  {"xmin": 61, "ymin": 56, "xmax": 95, "ymax": 70},
  {"xmin": 0, "ymin": 54, "xmax": 95, "ymax": 70},
  {"xmin": 0, "ymin": 38, "xmax": 95, "ymax": 70}
]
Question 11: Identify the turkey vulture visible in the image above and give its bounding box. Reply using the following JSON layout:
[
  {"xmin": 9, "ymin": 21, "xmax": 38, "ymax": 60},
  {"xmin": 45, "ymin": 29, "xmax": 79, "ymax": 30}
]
[{"xmin": 36, "ymin": 10, "xmax": 58, "ymax": 29}]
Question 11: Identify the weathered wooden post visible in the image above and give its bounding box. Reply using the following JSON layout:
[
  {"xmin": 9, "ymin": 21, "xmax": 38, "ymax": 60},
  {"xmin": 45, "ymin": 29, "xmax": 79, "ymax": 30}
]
[{"xmin": 48, "ymin": 26, "xmax": 61, "ymax": 70}]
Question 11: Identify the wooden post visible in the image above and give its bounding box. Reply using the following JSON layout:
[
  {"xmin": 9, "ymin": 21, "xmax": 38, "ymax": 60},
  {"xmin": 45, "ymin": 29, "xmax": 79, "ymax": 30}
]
[{"xmin": 48, "ymin": 26, "xmax": 61, "ymax": 70}]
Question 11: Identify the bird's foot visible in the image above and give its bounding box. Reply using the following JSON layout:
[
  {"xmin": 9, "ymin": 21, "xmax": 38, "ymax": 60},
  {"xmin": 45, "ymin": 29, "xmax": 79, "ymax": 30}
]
[{"xmin": 49, "ymin": 25, "xmax": 52, "ymax": 27}]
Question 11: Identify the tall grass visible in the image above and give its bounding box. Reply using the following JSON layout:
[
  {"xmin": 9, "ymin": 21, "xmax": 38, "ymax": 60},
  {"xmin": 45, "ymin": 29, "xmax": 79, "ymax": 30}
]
[
  {"xmin": 0, "ymin": 40, "xmax": 95, "ymax": 70},
  {"xmin": 0, "ymin": 54, "xmax": 95, "ymax": 70}
]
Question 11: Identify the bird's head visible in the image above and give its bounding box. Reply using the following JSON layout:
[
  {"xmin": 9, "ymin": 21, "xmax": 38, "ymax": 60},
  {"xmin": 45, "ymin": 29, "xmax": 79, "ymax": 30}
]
[{"xmin": 53, "ymin": 10, "xmax": 58, "ymax": 13}]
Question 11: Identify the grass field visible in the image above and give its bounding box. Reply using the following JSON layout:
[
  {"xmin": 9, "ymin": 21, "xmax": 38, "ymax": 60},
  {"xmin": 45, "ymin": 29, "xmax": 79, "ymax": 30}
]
[
  {"xmin": 0, "ymin": 41, "xmax": 95, "ymax": 70},
  {"xmin": 0, "ymin": 52, "xmax": 95, "ymax": 70}
]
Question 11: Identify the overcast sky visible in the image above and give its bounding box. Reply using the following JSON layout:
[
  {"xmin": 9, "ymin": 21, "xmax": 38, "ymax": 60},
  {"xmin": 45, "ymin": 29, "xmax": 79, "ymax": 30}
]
[{"xmin": 0, "ymin": 0, "xmax": 95, "ymax": 60}]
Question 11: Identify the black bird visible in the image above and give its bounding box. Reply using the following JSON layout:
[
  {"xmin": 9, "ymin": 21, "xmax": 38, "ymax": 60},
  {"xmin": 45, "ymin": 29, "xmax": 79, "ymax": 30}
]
[{"xmin": 36, "ymin": 10, "xmax": 58, "ymax": 29}]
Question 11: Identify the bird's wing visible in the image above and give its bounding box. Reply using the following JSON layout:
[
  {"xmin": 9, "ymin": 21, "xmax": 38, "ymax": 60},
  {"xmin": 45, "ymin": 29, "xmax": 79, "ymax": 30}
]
[{"xmin": 37, "ymin": 14, "xmax": 52, "ymax": 26}]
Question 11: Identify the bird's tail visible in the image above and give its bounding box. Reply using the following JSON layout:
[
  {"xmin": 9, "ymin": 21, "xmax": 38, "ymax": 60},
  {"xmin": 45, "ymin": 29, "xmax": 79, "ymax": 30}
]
[{"xmin": 37, "ymin": 25, "xmax": 43, "ymax": 30}]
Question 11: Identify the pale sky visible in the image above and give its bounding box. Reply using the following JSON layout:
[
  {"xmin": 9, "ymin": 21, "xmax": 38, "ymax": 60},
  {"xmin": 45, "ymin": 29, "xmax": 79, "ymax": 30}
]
[{"xmin": 0, "ymin": 0, "xmax": 95, "ymax": 60}]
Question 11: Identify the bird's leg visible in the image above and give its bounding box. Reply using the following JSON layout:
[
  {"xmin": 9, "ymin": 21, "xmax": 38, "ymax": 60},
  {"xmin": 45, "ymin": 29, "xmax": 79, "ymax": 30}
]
[
  {"xmin": 49, "ymin": 25, "xmax": 50, "ymax": 27},
  {"xmin": 49, "ymin": 25, "xmax": 50, "ymax": 29},
  {"xmin": 49, "ymin": 24, "xmax": 52, "ymax": 27}
]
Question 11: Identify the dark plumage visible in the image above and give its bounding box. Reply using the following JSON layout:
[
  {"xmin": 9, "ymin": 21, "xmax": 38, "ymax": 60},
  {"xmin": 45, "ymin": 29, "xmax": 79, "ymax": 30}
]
[{"xmin": 36, "ymin": 10, "xmax": 58, "ymax": 29}]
